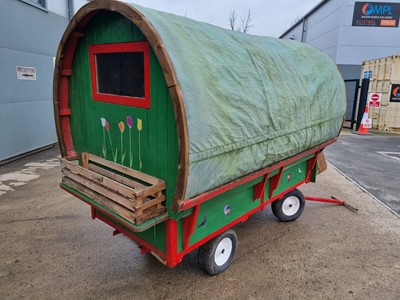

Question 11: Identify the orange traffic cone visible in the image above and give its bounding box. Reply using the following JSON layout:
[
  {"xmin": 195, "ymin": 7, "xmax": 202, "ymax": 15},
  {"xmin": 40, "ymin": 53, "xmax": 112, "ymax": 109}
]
[{"xmin": 357, "ymin": 105, "xmax": 371, "ymax": 135}]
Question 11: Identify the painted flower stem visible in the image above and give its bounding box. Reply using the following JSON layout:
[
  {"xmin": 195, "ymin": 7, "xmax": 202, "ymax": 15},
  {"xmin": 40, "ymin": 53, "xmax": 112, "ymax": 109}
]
[
  {"xmin": 137, "ymin": 118, "xmax": 143, "ymax": 171},
  {"xmin": 127, "ymin": 116, "xmax": 133, "ymax": 168},
  {"xmin": 129, "ymin": 128, "xmax": 133, "ymax": 168},
  {"xmin": 107, "ymin": 131, "xmax": 116, "ymax": 162},
  {"xmin": 102, "ymin": 129, "xmax": 107, "ymax": 158}
]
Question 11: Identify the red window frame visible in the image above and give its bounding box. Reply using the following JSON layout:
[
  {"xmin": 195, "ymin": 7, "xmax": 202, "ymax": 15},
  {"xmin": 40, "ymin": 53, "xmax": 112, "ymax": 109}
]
[{"xmin": 89, "ymin": 41, "xmax": 150, "ymax": 108}]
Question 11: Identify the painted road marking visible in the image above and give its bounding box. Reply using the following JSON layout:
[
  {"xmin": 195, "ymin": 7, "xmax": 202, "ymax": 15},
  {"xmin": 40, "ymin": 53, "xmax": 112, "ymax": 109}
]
[{"xmin": 377, "ymin": 151, "xmax": 400, "ymax": 163}]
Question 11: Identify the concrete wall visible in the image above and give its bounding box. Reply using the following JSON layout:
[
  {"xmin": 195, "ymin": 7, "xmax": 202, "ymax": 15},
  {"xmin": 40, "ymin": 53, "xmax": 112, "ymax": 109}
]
[{"xmin": 0, "ymin": 0, "xmax": 86, "ymax": 162}]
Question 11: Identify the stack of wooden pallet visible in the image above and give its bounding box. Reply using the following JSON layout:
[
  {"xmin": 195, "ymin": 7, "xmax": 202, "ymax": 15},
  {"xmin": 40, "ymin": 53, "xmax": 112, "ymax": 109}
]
[{"xmin": 61, "ymin": 153, "xmax": 166, "ymax": 225}]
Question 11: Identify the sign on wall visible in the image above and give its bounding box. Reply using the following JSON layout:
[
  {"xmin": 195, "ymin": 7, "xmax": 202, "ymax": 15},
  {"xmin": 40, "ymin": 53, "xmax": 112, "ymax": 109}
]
[
  {"xmin": 390, "ymin": 84, "xmax": 400, "ymax": 102},
  {"xmin": 363, "ymin": 70, "xmax": 373, "ymax": 79},
  {"xmin": 16, "ymin": 66, "xmax": 36, "ymax": 80},
  {"xmin": 352, "ymin": 2, "xmax": 400, "ymax": 27},
  {"xmin": 368, "ymin": 93, "xmax": 382, "ymax": 107}
]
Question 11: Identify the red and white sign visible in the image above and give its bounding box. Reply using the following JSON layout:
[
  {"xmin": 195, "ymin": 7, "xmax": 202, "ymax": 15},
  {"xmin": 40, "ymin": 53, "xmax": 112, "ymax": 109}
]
[{"xmin": 368, "ymin": 93, "xmax": 382, "ymax": 108}]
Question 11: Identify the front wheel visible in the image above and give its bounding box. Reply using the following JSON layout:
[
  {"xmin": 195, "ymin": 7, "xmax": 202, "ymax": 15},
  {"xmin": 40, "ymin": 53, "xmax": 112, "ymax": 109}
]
[
  {"xmin": 271, "ymin": 189, "xmax": 305, "ymax": 222},
  {"xmin": 198, "ymin": 229, "xmax": 237, "ymax": 275}
]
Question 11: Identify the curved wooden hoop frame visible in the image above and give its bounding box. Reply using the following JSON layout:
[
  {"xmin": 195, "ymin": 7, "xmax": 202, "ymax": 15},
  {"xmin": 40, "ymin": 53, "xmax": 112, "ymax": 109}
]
[{"xmin": 53, "ymin": 0, "xmax": 189, "ymax": 211}]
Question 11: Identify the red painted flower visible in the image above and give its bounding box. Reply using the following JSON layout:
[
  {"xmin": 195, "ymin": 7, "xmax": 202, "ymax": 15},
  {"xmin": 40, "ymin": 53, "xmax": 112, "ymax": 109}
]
[{"xmin": 105, "ymin": 120, "xmax": 109, "ymax": 131}]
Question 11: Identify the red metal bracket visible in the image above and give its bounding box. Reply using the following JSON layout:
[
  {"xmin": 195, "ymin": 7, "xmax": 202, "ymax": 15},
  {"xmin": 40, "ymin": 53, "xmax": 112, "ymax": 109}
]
[
  {"xmin": 306, "ymin": 152, "xmax": 319, "ymax": 182},
  {"xmin": 269, "ymin": 167, "xmax": 284, "ymax": 199},
  {"xmin": 182, "ymin": 206, "xmax": 200, "ymax": 251},
  {"xmin": 253, "ymin": 173, "xmax": 269, "ymax": 202}
]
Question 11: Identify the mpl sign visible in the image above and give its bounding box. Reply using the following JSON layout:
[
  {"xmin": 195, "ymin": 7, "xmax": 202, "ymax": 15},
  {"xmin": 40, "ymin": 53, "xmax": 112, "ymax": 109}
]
[
  {"xmin": 390, "ymin": 84, "xmax": 400, "ymax": 102},
  {"xmin": 368, "ymin": 93, "xmax": 381, "ymax": 107},
  {"xmin": 352, "ymin": 2, "xmax": 400, "ymax": 27}
]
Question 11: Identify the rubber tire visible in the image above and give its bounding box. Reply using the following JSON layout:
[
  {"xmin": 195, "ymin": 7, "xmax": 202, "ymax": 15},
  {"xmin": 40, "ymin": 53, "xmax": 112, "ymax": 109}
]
[
  {"xmin": 198, "ymin": 229, "xmax": 238, "ymax": 275},
  {"xmin": 271, "ymin": 189, "xmax": 305, "ymax": 222}
]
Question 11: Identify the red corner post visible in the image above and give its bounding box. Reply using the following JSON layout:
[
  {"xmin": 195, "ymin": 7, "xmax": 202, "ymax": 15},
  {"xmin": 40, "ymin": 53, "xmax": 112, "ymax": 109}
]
[{"xmin": 165, "ymin": 219, "xmax": 182, "ymax": 267}]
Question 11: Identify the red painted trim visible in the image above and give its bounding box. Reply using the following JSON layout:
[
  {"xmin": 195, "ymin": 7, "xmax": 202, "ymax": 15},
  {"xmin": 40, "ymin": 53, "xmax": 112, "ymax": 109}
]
[
  {"xmin": 61, "ymin": 69, "xmax": 72, "ymax": 76},
  {"xmin": 58, "ymin": 23, "xmax": 88, "ymax": 158},
  {"xmin": 269, "ymin": 167, "xmax": 284, "ymax": 199},
  {"xmin": 180, "ymin": 178, "xmax": 312, "ymax": 258},
  {"xmin": 181, "ymin": 139, "xmax": 337, "ymax": 210},
  {"xmin": 89, "ymin": 42, "xmax": 151, "ymax": 109},
  {"xmin": 60, "ymin": 185, "xmax": 166, "ymax": 260},
  {"xmin": 165, "ymin": 219, "xmax": 180, "ymax": 267},
  {"xmin": 60, "ymin": 109, "xmax": 71, "ymax": 116},
  {"xmin": 182, "ymin": 205, "xmax": 264, "ymax": 256},
  {"xmin": 182, "ymin": 206, "xmax": 200, "ymax": 251}
]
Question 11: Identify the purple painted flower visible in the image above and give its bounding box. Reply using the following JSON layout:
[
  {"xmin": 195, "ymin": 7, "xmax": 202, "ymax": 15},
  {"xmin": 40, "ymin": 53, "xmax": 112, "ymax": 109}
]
[{"xmin": 126, "ymin": 116, "xmax": 133, "ymax": 129}]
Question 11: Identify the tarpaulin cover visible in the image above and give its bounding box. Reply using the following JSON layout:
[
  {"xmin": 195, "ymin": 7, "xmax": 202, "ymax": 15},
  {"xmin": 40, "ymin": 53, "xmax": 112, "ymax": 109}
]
[{"xmin": 131, "ymin": 4, "xmax": 346, "ymax": 199}]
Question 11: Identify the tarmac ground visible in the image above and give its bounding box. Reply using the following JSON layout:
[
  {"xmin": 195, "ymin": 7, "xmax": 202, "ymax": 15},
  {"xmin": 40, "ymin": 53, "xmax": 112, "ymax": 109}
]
[
  {"xmin": 325, "ymin": 129, "xmax": 400, "ymax": 215},
  {"xmin": 0, "ymin": 143, "xmax": 399, "ymax": 300}
]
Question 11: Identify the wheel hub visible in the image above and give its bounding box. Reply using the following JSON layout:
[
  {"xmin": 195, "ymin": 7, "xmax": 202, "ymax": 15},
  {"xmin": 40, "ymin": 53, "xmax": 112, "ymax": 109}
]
[
  {"xmin": 282, "ymin": 196, "xmax": 300, "ymax": 216},
  {"xmin": 214, "ymin": 237, "xmax": 233, "ymax": 266}
]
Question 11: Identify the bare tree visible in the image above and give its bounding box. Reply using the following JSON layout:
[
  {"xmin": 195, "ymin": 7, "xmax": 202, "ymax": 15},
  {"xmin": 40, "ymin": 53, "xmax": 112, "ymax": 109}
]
[
  {"xmin": 229, "ymin": 9, "xmax": 237, "ymax": 31},
  {"xmin": 241, "ymin": 9, "xmax": 253, "ymax": 33},
  {"xmin": 229, "ymin": 8, "xmax": 253, "ymax": 33}
]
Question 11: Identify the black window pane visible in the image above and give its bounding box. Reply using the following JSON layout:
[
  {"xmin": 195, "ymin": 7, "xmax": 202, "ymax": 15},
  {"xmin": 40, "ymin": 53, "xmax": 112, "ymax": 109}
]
[{"xmin": 96, "ymin": 52, "xmax": 144, "ymax": 98}]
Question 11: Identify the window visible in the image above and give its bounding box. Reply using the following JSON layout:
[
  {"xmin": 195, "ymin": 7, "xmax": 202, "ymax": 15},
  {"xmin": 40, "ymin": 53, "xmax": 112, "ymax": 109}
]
[{"xmin": 89, "ymin": 42, "xmax": 150, "ymax": 108}]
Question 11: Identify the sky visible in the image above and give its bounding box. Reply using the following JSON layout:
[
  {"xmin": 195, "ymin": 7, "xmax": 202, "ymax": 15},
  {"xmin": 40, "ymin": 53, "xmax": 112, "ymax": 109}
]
[{"xmin": 127, "ymin": 0, "xmax": 322, "ymax": 37}]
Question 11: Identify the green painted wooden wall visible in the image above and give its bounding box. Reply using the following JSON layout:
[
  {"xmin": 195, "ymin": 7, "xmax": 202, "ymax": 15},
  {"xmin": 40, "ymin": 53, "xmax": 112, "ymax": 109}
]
[{"xmin": 69, "ymin": 11, "xmax": 179, "ymax": 219}]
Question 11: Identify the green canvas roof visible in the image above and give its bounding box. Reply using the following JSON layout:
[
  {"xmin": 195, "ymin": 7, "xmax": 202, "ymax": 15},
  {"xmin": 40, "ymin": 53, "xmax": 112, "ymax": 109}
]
[
  {"xmin": 130, "ymin": 3, "xmax": 346, "ymax": 199},
  {"xmin": 55, "ymin": 1, "xmax": 346, "ymax": 204}
]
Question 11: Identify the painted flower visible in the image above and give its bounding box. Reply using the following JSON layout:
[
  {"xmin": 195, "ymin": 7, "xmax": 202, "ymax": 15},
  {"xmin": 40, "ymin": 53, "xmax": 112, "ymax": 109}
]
[
  {"xmin": 126, "ymin": 116, "xmax": 133, "ymax": 129},
  {"xmin": 101, "ymin": 117, "xmax": 106, "ymax": 128},
  {"xmin": 119, "ymin": 121, "xmax": 125, "ymax": 133},
  {"xmin": 137, "ymin": 118, "xmax": 142, "ymax": 131},
  {"xmin": 105, "ymin": 120, "xmax": 110, "ymax": 131}
]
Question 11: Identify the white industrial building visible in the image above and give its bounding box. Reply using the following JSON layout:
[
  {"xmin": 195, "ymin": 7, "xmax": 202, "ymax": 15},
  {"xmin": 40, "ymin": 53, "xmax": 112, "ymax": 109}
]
[
  {"xmin": 280, "ymin": 0, "xmax": 400, "ymax": 80},
  {"xmin": 0, "ymin": 0, "xmax": 88, "ymax": 163}
]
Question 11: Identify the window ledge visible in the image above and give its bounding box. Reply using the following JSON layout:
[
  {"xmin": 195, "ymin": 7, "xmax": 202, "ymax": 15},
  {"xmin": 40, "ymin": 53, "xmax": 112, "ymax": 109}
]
[{"xmin": 18, "ymin": 0, "xmax": 48, "ymax": 13}]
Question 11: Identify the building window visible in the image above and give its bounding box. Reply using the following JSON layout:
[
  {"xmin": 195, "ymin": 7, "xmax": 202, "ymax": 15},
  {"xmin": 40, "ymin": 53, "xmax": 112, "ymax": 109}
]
[{"xmin": 89, "ymin": 42, "xmax": 150, "ymax": 108}]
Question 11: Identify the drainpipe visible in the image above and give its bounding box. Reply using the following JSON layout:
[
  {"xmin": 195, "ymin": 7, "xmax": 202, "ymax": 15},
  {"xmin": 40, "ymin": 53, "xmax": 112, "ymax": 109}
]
[
  {"xmin": 301, "ymin": 18, "xmax": 307, "ymax": 42},
  {"xmin": 67, "ymin": 0, "xmax": 74, "ymax": 21}
]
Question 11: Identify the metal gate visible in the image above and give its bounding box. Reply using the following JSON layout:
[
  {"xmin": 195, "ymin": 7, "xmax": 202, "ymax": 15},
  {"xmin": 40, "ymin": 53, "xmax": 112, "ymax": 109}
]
[{"xmin": 344, "ymin": 79, "xmax": 359, "ymax": 129}]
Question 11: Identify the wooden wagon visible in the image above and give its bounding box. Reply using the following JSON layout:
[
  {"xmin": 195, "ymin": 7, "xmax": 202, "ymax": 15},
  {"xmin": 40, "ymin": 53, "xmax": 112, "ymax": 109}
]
[{"xmin": 53, "ymin": 0, "xmax": 346, "ymax": 275}]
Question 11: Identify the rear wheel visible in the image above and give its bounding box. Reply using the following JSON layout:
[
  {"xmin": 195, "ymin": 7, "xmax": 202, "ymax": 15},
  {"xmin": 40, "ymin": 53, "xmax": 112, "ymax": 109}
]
[
  {"xmin": 271, "ymin": 189, "xmax": 305, "ymax": 222},
  {"xmin": 198, "ymin": 229, "xmax": 237, "ymax": 275}
]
